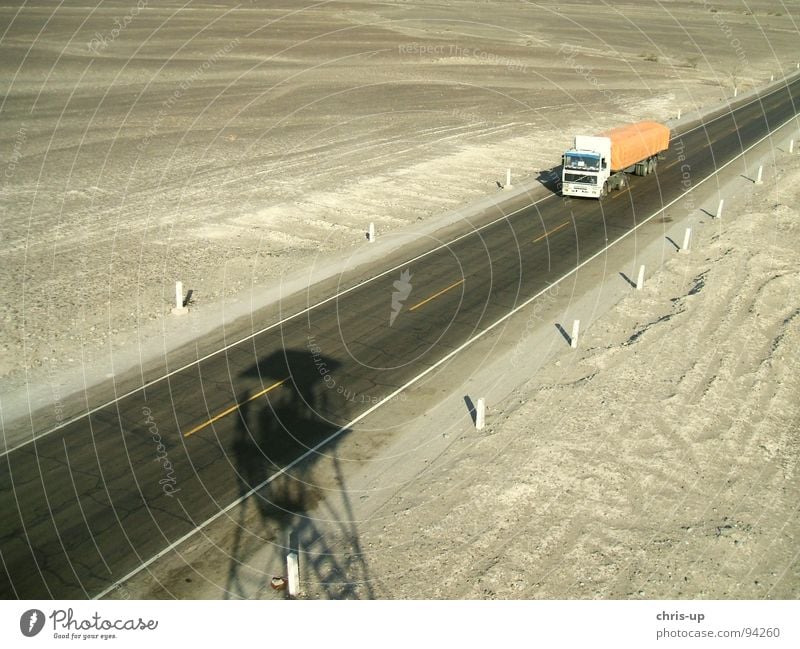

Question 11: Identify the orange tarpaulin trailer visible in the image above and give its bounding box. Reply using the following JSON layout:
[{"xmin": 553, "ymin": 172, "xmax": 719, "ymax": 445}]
[{"xmin": 600, "ymin": 121, "xmax": 670, "ymax": 172}]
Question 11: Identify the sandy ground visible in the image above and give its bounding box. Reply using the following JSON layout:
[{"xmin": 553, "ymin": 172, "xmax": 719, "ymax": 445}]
[
  {"xmin": 109, "ymin": 120, "xmax": 800, "ymax": 601},
  {"xmin": 2, "ymin": 0, "xmax": 799, "ymax": 419}
]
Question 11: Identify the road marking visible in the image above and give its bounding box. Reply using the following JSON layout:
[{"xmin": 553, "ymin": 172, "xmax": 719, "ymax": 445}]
[
  {"xmin": 92, "ymin": 102, "xmax": 800, "ymax": 601},
  {"xmin": 408, "ymin": 278, "xmax": 465, "ymax": 312},
  {"xmin": 182, "ymin": 378, "xmax": 289, "ymax": 438},
  {"xmin": 532, "ymin": 221, "xmax": 569, "ymax": 243}
]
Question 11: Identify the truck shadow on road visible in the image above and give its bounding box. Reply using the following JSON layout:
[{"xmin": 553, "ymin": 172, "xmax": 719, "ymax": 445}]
[
  {"xmin": 224, "ymin": 348, "xmax": 375, "ymax": 599},
  {"xmin": 535, "ymin": 164, "xmax": 563, "ymax": 195}
]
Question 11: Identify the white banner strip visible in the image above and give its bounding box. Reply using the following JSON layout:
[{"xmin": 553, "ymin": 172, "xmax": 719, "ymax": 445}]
[{"xmin": 2, "ymin": 600, "xmax": 798, "ymax": 648}]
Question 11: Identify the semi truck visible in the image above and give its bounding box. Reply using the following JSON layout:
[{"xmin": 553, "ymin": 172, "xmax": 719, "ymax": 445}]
[{"xmin": 561, "ymin": 121, "xmax": 670, "ymax": 199}]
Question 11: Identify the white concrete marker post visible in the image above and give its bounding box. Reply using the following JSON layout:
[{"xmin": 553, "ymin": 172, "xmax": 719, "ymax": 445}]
[
  {"xmin": 570, "ymin": 320, "xmax": 580, "ymax": 349},
  {"xmin": 475, "ymin": 398, "xmax": 486, "ymax": 431},
  {"xmin": 287, "ymin": 551, "xmax": 300, "ymax": 598},
  {"xmin": 368, "ymin": 222, "xmax": 375, "ymax": 243},
  {"xmin": 716, "ymin": 199, "xmax": 724, "ymax": 219},
  {"xmin": 677, "ymin": 108, "xmax": 681, "ymax": 120},
  {"xmin": 790, "ymin": 139, "xmax": 795, "ymax": 154},
  {"xmin": 755, "ymin": 165, "xmax": 763, "ymax": 184},
  {"xmin": 636, "ymin": 265, "xmax": 645, "ymax": 291},
  {"xmin": 734, "ymin": 87, "xmax": 738, "ymax": 97},
  {"xmin": 681, "ymin": 227, "xmax": 692, "ymax": 254},
  {"xmin": 506, "ymin": 168, "xmax": 512, "ymax": 189},
  {"xmin": 171, "ymin": 281, "xmax": 188, "ymax": 316},
  {"xmin": 770, "ymin": 74, "xmax": 774, "ymax": 82}
]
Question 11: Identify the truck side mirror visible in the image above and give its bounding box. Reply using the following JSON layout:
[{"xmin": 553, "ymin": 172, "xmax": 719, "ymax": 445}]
[{"xmin": 601, "ymin": 158, "xmax": 607, "ymax": 169}]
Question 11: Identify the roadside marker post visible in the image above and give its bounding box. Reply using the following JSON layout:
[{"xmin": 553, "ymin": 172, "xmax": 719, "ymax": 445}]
[
  {"xmin": 716, "ymin": 199, "xmax": 724, "ymax": 219},
  {"xmin": 790, "ymin": 139, "xmax": 795, "ymax": 154},
  {"xmin": 476, "ymin": 398, "xmax": 486, "ymax": 430},
  {"xmin": 681, "ymin": 228, "xmax": 692, "ymax": 254},
  {"xmin": 570, "ymin": 320, "xmax": 580, "ymax": 348},
  {"xmin": 171, "ymin": 281, "xmax": 188, "ymax": 316},
  {"xmin": 755, "ymin": 165, "xmax": 763, "ymax": 184},
  {"xmin": 677, "ymin": 108, "xmax": 681, "ymax": 120},
  {"xmin": 636, "ymin": 265, "xmax": 645, "ymax": 290},
  {"xmin": 368, "ymin": 222, "xmax": 375, "ymax": 243},
  {"xmin": 506, "ymin": 168, "xmax": 512, "ymax": 189},
  {"xmin": 287, "ymin": 551, "xmax": 300, "ymax": 598},
  {"xmin": 734, "ymin": 87, "xmax": 738, "ymax": 97}
]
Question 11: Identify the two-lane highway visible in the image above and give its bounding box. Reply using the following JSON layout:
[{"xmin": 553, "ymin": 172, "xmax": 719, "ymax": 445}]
[{"xmin": 2, "ymin": 76, "xmax": 798, "ymax": 598}]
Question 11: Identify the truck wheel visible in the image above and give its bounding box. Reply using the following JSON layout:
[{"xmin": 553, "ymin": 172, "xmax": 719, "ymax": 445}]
[
  {"xmin": 619, "ymin": 174, "xmax": 626, "ymax": 189},
  {"xmin": 601, "ymin": 182, "xmax": 608, "ymax": 198}
]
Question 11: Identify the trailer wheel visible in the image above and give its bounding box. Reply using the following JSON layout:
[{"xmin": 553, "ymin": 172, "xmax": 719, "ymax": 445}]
[
  {"xmin": 619, "ymin": 174, "xmax": 626, "ymax": 190},
  {"xmin": 601, "ymin": 182, "xmax": 608, "ymax": 199}
]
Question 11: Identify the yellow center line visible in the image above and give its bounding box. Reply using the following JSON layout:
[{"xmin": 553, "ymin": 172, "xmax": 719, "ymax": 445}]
[
  {"xmin": 183, "ymin": 377, "xmax": 289, "ymax": 438},
  {"xmin": 533, "ymin": 220, "xmax": 570, "ymax": 243},
  {"xmin": 408, "ymin": 278, "xmax": 465, "ymax": 312}
]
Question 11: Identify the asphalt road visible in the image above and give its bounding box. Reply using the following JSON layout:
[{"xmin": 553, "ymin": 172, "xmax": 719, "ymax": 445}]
[{"xmin": 2, "ymin": 77, "xmax": 799, "ymax": 598}]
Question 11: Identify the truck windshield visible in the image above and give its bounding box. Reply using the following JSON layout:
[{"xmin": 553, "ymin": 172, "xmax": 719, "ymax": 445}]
[
  {"xmin": 564, "ymin": 172, "xmax": 597, "ymax": 185},
  {"xmin": 564, "ymin": 153, "xmax": 600, "ymax": 170}
]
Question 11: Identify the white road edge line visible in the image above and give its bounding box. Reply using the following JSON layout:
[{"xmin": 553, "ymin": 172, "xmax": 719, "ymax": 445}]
[
  {"xmin": 93, "ymin": 106, "xmax": 800, "ymax": 600},
  {"xmin": 6, "ymin": 75, "xmax": 797, "ymax": 459}
]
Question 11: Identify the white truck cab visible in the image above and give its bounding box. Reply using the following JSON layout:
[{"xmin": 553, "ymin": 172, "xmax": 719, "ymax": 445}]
[{"xmin": 561, "ymin": 135, "xmax": 612, "ymax": 199}]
